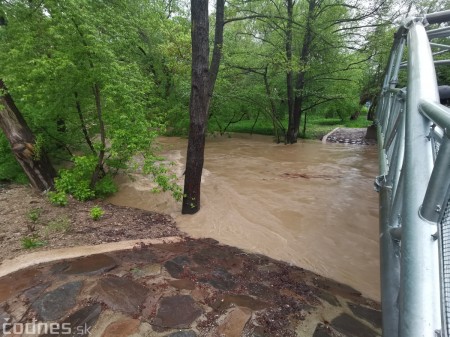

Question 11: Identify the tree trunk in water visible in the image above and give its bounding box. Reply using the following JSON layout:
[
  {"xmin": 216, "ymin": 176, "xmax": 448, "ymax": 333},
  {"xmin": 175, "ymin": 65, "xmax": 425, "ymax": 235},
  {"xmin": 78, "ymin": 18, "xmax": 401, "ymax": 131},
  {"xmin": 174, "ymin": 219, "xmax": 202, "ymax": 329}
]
[
  {"xmin": 182, "ymin": 0, "xmax": 210, "ymax": 214},
  {"xmin": 263, "ymin": 66, "xmax": 284, "ymax": 143},
  {"xmin": 0, "ymin": 80, "xmax": 56, "ymax": 191},
  {"xmin": 286, "ymin": 0, "xmax": 316, "ymax": 144}
]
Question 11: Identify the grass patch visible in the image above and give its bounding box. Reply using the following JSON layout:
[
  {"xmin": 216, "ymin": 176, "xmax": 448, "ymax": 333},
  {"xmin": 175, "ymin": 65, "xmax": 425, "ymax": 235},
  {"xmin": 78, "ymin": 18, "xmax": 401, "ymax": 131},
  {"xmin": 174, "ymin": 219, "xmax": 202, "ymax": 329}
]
[
  {"xmin": 27, "ymin": 207, "xmax": 42, "ymax": 223},
  {"xmin": 44, "ymin": 216, "xmax": 71, "ymax": 237},
  {"xmin": 315, "ymin": 118, "xmax": 342, "ymax": 126},
  {"xmin": 343, "ymin": 117, "xmax": 373, "ymax": 128},
  {"xmin": 302, "ymin": 113, "xmax": 372, "ymax": 139},
  {"xmin": 209, "ymin": 119, "xmax": 278, "ymax": 136},
  {"xmin": 21, "ymin": 236, "xmax": 46, "ymax": 249},
  {"xmin": 207, "ymin": 111, "xmax": 372, "ymax": 140}
]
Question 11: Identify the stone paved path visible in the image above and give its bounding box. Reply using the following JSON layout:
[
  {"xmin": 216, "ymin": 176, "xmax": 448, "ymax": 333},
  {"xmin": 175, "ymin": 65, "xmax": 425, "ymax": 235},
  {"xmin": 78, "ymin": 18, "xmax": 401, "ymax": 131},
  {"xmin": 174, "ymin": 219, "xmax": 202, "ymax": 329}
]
[
  {"xmin": 0, "ymin": 238, "xmax": 381, "ymax": 337},
  {"xmin": 323, "ymin": 127, "xmax": 377, "ymax": 146}
]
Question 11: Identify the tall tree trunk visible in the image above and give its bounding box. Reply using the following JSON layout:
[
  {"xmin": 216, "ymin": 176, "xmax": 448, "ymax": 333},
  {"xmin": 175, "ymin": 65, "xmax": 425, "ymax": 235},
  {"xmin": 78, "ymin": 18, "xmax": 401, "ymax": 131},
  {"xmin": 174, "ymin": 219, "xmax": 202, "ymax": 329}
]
[
  {"xmin": 74, "ymin": 91, "xmax": 96, "ymax": 155},
  {"xmin": 286, "ymin": 0, "xmax": 316, "ymax": 143},
  {"xmin": 182, "ymin": 0, "xmax": 225, "ymax": 214},
  {"xmin": 0, "ymin": 80, "xmax": 56, "ymax": 191},
  {"xmin": 285, "ymin": 0, "xmax": 295, "ymax": 143},
  {"xmin": 71, "ymin": 19, "xmax": 106, "ymax": 187},
  {"xmin": 90, "ymin": 83, "xmax": 106, "ymax": 189},
  {"xmin": 208, "ymin": 0, "xmax": 225, "ymax": 101},
  {"xmin": 263, "ymin": 66, "xmax": 285, "ymax": 143},
  {"xmin": 182, "ymin": 0, "xmax": 210, "ymax": 214}
]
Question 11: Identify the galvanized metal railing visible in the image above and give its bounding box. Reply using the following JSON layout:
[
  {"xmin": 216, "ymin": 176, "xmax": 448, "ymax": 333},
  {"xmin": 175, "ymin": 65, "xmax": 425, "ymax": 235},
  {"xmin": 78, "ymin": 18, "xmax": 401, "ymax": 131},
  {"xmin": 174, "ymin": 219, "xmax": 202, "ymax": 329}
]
[{"xmin": 376, "ymin": 10, "xmax": 450, "ymax": 337}]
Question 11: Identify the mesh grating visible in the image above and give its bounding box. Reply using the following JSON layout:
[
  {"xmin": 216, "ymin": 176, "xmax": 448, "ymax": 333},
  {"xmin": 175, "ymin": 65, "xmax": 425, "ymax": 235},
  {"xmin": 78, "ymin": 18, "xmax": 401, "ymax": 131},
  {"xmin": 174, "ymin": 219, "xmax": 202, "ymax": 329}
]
[{"xmin": 440, "ymin": 197, "xmax": 450, "ymax": 336}]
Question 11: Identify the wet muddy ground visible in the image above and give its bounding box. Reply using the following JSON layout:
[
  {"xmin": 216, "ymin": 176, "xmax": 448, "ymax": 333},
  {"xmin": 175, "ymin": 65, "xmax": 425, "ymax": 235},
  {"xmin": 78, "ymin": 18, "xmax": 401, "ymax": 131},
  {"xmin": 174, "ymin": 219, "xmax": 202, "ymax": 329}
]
[{"xmin": 0, "ymin": 239, "xmax": 381, "ymax": 337}]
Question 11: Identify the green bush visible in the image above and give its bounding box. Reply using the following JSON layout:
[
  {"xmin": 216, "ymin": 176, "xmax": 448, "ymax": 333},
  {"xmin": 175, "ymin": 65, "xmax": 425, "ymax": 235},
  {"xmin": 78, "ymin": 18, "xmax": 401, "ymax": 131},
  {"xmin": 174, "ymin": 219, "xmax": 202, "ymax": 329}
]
[
  {"xmin": 90, "ymin": 206, "xmax": 104, "ymax": 221},
  {"xmin": 48, "ymin": 191, "xmax": 68, "ymax": 206},
  {"xmin": 55, "ymin": 156, "xmax": 97, "ymax": 201},
  {"xmin": 94, "ymin": 174, "xmax": 118, "ymax": 198},
  {"xmin": 55, "ymin": 155, "xmax": 117, "ymax": 201}
]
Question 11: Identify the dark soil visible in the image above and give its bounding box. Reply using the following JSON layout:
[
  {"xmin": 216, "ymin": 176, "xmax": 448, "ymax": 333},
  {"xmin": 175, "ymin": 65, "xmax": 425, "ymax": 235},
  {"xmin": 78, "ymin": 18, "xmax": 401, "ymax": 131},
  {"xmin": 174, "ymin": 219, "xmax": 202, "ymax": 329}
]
[{"xmin": 0, "ymin": 184, "xmax": 183, "ymax": 262}]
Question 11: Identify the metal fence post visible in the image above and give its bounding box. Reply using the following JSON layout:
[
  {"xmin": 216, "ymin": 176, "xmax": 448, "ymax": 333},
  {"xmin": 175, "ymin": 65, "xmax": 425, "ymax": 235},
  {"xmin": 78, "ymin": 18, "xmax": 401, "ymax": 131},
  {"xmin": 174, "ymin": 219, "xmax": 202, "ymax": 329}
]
[{"xmin": 399, "ymin": 18, "xmax": 441, "ymax": 337}]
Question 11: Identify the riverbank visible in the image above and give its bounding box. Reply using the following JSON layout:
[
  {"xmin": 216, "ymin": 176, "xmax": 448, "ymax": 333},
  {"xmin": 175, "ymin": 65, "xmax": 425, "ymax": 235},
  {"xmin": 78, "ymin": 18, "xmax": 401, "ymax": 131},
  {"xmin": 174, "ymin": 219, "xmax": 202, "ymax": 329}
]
[
  {"xmin": 0, "ymin": 133, "xmax": 381, "ymax": 336},
  {"xmin": 0, "ymin": 184, "xmax": 381, "ymax": 336}
]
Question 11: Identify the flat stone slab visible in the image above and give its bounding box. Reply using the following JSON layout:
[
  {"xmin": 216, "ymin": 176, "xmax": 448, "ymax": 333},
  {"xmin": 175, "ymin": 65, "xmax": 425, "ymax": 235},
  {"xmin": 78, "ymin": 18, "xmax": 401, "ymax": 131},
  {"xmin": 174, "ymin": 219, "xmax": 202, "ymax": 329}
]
[
  {"xmin": 0, "ymin": 238, "xmax": 383, "ymax": 337},
  {"xmin": 316, "ymin": 289, "xmax": 340, "ymax": 307},
  {"xmin": 131, "ymin": 264, "xmax": 161, "ymax": 278},
  {"xmin": 141, "ymin": 290, "xmax": 162, "ymax": 319},
  {"xmin": 0, "ymin": 306, "xmax": 11, "ymax": 334},
  {"xmin": 211, "ymin": 294, "xmax": 269, "ymax": 311},
  {"xmin": 32, "ymin": 281, "xmax": 83, "ymax": 321},
  {"xmin": 166, "ymin": 331, "xmax": 197, "ymax": 337},
  {"xmin": 247, "ymin": 283, "xmax": 277, "ymax": 301},
  {"xmin": 168, "ymin": 279, "xmax": 196, "ymax": 290},
  {"xmin": 54, "ymin": 254, "xmax": 117, "ymax": 275},
  {"xmin": 250, "ymin": 326, "xmax": 270, "ymax": 337},
  {"xmin": 21, "ymin": 282, "xmax": 50, "ymax": 302},
  {"xmin": 216, "ymin": 306, "xmax": 252, "ymax": 337},
  {"xmin": 101, "ymin": 318, "xmax": 140, "ymax": 337},
  {"xmin": 331, "ymin": 313, "xmax": 379, "ymax": 337},
  {"xmin": 154, "ymin": 295, "xmax": 202, "ymax": 328},
  {"xmin": 313, "ymin": 278, "xmax": 362, "ymax": 301},
  {"xmin": 164, "ymin": 255, "xmax": 191, "ymax": 278},
  {"xmin": 90, "ymin": 276, "xmax": 148, "ymax": 315},
  {"xmin": 193, "ymin": 246, "xmax": 243, "ymax": 270},
  {"xmin": 206, "ymin": 268, "xmax": 235, "ymax": 290},
  {"xmin": 348, "ymin": 302, "xmax": 382, "ymax": 329},
  {"xmin": 312, "ymin": 323, "xmax": 339, "ymax": 337},
  {"xmin": 40, "ymin": 304, "xmax": 101, "ymax": 337},
  {"xmin": 0, "ymin": 268, "xmax": 42, "ymax": 303}
]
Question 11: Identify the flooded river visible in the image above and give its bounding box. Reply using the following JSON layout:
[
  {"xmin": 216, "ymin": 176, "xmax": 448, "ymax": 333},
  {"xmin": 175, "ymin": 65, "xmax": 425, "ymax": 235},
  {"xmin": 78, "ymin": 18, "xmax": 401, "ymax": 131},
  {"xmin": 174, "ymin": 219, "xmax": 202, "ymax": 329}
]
[{"xmin": 108, "ymin": 134, "xmax": 380, "ymax": 300}]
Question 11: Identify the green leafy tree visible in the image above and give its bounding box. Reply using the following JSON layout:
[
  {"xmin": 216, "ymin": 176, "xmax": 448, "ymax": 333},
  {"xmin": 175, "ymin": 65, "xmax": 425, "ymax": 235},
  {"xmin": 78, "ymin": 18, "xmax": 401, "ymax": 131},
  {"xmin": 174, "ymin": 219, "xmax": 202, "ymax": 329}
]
[{"xmin": 0, "ymin": 0, "xmax": 176, "ymax": 198}]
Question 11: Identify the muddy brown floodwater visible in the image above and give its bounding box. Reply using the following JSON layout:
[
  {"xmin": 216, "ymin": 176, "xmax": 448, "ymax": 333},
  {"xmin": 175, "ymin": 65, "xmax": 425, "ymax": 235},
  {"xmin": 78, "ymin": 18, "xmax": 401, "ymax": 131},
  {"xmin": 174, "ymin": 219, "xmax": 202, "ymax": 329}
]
[{"xmin": 107, "ymin": 134, "xmax": 380, "ymax": 300}]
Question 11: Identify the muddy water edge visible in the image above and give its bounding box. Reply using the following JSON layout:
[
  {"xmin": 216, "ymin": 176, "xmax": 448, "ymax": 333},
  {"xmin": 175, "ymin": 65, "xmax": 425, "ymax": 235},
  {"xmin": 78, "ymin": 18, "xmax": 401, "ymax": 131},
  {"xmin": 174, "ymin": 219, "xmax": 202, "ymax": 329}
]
[{"xmin": 107, "ymin": 134, "xmax": 380, "ymax": 300}]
